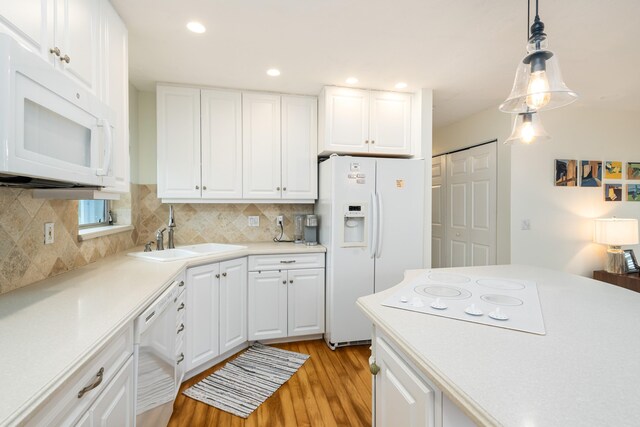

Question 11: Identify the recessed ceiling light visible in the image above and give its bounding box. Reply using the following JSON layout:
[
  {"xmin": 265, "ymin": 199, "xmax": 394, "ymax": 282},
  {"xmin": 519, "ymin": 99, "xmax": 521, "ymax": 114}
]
[
  {"xmin": 395, "ymin": 82, "xmax": 408, "ymax": 89},
  {"xmin": 345, "ymin": 77, "xmax": 358, "ymax": 85},
  {"xmin": 186, "ymin": 21, "xmax": 206, "ymax": 34},
  {"xmin": 266, "ymin": 68, "xmax": 281, "ymax": 77}
]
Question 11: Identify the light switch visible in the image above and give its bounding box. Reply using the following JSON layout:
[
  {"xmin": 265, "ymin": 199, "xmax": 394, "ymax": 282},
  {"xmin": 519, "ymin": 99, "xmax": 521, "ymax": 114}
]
[{"xmin": 44, "ymin": 222, "xmax": 54, "ymax": 244}]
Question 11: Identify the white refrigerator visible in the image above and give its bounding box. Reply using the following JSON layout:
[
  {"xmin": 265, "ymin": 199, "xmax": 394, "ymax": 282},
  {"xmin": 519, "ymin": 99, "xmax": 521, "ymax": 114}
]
[{"xmin": 316, "ymin": 156, "xmax": 425, "ymax": 348}]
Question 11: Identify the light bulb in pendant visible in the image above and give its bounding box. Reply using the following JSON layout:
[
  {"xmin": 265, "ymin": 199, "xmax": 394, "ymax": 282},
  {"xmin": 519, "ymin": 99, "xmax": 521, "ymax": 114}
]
[
  {"xmin": 505, "ymin": 112, "xmax": 550, "ymax": 145},
  {"xmin": 526, "ymin": 70, "xmax": 551, "ymax": 109},
  {"xmin": 519, "ymin": 119, "xmax": 535, "ymax": 144}
]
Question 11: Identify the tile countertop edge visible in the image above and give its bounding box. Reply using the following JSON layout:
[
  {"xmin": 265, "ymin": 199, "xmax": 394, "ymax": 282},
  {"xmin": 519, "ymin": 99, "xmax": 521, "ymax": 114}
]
[
  {"xmin": 1, "ymin": 242, "xmax": 326, "ymax": 426},
  {"xmin": 356, "ymin": 269, "xmax": 499, "ymax": 427}
]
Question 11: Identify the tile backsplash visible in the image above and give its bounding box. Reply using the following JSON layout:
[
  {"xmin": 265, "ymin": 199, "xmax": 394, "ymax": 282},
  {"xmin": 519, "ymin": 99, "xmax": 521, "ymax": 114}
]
[{"xmin": 0, "ymin": 184, "xmax": 314, "ymax": 295}]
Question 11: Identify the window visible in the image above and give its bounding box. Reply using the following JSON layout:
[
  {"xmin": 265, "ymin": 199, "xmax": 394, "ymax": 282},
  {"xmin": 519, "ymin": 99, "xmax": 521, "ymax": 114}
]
[{"xmin": 78, "ymin": 200, "xmax": 109, "ymax": 228}]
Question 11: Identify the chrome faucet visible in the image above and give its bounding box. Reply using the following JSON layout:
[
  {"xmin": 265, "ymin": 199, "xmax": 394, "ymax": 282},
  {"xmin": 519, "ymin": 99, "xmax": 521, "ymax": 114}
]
[
  {"xmin": 167, "ymin": 205, "xmax": 176, "ymax": 249},
  {"xmin": 156, "ymin": 228, "xmax": 166, "ymax": 251}
]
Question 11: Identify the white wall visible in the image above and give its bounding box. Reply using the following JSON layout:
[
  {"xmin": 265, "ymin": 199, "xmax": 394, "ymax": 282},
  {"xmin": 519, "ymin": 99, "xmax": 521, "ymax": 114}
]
[
  {"xmin": 511, "ymin": 106, "xmax": 640, "ymax": 277},
  {"xmin": 137, "ymin": 91, "xmax": 157, "ymax": 184},
  {"xmin": 128, "ymin": 83, "xmax": 139, "ymax": 184},
  {"xmin": 435, "ymin": 104, "xmax": 640, "ymax": 277},
  {"xmin": 433, "ymin": 108, "xmax": 512, "ymax": 264},
  {"xmin": 417, "ymin": 89, "xmax": 434, "ymax": 268}
]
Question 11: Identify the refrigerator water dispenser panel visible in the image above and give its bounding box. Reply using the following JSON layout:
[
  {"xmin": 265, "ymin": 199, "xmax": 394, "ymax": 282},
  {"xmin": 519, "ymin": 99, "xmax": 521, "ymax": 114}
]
[{"xmin": 342, "ymin": 204, "xmax": 367, "ymax": 247}]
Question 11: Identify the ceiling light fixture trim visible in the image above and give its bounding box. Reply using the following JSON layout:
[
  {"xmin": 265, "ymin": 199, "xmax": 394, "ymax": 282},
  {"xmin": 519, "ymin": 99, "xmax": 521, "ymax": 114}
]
[{"xmin": 186, "ymin": 21, "xmax": 206, "ymax": 34}]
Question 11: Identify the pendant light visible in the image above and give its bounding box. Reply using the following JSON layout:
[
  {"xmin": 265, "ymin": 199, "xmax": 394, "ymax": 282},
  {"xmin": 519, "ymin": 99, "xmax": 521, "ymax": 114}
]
[
  {"xmin": 499, "ymin": 0, "xmax": 578, "ymax": 113},
  {"xmin": 505, "ymin": 112, "xmax": 550, "ymax": 144}
]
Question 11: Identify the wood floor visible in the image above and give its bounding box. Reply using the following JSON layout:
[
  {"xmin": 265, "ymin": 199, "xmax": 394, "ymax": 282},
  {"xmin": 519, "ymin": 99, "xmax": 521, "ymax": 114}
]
[{"xmin": 168, "ymin": 340, "xmax": 372, "ymax": 427}]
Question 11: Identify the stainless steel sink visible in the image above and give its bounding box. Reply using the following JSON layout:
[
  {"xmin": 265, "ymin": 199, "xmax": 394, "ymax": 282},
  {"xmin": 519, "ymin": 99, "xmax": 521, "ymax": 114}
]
[{"xmin": 128, "ymin": 243, "xmax": 247, "ymax": 262}]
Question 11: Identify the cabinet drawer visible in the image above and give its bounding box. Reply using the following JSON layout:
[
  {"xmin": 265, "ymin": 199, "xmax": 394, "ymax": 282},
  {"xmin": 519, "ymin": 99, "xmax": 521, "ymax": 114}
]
[
  {"xmin": 248, "ymin": 253, "xmax": 325, "ymax": 271},
  {"xmin": 26, "ymin": 323, "xmax": 134, "ymax": 426}
]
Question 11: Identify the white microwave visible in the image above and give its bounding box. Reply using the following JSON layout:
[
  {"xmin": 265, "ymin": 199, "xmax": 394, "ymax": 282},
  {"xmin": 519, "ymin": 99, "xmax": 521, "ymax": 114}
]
[{"xmin": 0, "ymin": 34, "xmax": 115, "ymax": 188}]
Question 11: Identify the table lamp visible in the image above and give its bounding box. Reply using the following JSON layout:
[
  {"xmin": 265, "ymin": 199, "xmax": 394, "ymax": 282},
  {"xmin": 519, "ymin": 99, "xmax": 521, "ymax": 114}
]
[{"xmin": 594, "ymin": 218, "xmax": 639, "ymax": 274}]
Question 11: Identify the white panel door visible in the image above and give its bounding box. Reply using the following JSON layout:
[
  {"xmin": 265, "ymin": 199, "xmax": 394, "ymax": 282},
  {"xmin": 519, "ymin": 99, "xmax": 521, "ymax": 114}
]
[
  {"xmin": 287, "ymin": 268, "xmax": 324, "ymax": 337},
  {"xmin": 0, "ymin": 0, "xmax": 48, "ymax": 55},
  {"xmin": 375, "ymin": 337, "xmax": 435, "ymax": 427},
  {"xmin": 374, "ymin": 159, "xmax": 425, "ymax": 293},
  {"xmin": 431, "ymin": 156, "xmax": 446, "ymax": 268},
  {"xmin": 248, "ymin": 270, "xmax": 287, "ymax": 340},
  {"xmin": 369, "ymin": 91, "xmax": 412, "ymax": 155},
  {"xmin": 185, "ymin": 263, "xmax": 220, "ymax": 371},
  {"xmin": 242, "ymin": 92, "xmax": 281, "ymax": 199},
  {"xmin": 87, "ymin": 357, "xmax": 134, "ymax": 427},
  {"xmin": 100, "ymin": 2, "xmax": 129, "ymax": 193},
  {"xmin": 281, "ymin": 95, "xmax": 318, "ymax": 200},
  {"xmin": 157, "ymin": 86, "xmax": 201, "ymax": 199},
  {"xmin": 320, "ymin": 87, "xmax": 369, "ymax": 154},
  {"xmin": 445, "ymin": 142, "xmax": 497, "ymax": 267},
  {"xmin": 201, "ymin": 89, "xmax": 243, "ymax": 199},
  {"xmin": 219, "ymin": 258, "xmax": 247, "ymax": 353},
  {"xmin": 55, "ymin": 0, "xmax": 99, "ymax": 93}
]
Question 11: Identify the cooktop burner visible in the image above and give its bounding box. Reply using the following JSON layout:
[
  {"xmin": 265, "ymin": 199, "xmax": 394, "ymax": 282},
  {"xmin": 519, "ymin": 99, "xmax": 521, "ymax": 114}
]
[{"xmin": 382, "ymin": 270, "xmax": 546, "ymax": 335}]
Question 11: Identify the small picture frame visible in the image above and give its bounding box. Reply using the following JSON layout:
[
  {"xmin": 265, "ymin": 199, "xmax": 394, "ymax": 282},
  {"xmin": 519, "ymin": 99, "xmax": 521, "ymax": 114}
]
[{"xmin": 624, "ymin": 249, "xmax": 639, "ymax": 274}]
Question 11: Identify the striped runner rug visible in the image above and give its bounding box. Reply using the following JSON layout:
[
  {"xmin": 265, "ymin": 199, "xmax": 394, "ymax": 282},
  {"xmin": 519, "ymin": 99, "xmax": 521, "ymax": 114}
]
[{"xmin": 182, "ymin": 343, "xmax": 310, "ymax": 418}]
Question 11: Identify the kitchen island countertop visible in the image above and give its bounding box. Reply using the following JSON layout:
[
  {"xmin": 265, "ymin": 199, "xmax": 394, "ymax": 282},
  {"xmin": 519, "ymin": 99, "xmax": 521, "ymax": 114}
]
[
  {"xmin": 357, "ymin": 264, "xmax": 640, "ymax": 427},
  {"xmin": 0, "ymin": 242, "xmax": 325, "ymax": 426}
]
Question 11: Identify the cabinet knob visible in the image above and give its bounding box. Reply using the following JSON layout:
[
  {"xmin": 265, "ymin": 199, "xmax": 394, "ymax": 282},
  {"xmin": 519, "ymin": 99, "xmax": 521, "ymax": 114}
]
[
  {"xmin": 283, "ymin": 187, "xmax": 287, "ymax": 191},
  {"xmin": 60, "ymin": 54, "xmax": 71, "ymax": 64},
  {"xmin": 195, "ymin": 185, "xmax": 200, "ymax": 190},
  {"xmin": 276, "ymin": 187, "xmax": 281, "ymax": 191},
  {"xmin": 222, "ymin": 272, "xmax": 227, "ymax": 277},
  {"xmin": 282, "ymin": 280, "xmax": 286, "ymax": 284},
  {"xmin": 203, "ymin": 186, "xmax": 207, "ymax": 190},
  {"xmin": 49, "ymin": 47, "xmax": 61, "ymax": 57},
  {"xmin": 370, "ymin": 362, "xmax": 380, "ymax": 376},
  {"xmin": 365, "ymin": 140, "xmax": 369, "ymax": 144},
  {"xmin": 215, "ymin": 274, "xmax": 220, "ymax": 278},
  {"xmin": 371, "ymin": 140, "xmax": 375, "ymax": 144},
  {"xmin": 289, "ymin": 279, "xmax": 293, "ymax": 284}
]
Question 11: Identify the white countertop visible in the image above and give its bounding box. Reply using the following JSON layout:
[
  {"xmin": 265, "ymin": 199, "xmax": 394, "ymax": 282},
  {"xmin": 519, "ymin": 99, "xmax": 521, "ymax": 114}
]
[
  {"xmin": 357, "ymin": 265, "xmax": 640, "ymax": 427},
  {"xmin": 0, "ymin": 242, "xmax": 325, "ymax": 426}
]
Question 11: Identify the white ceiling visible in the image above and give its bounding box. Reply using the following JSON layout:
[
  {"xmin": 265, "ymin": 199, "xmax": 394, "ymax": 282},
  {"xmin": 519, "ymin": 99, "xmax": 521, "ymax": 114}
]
[{"xmin": 112, "ymin": 0, "xmax": 640, "ymax": 128}]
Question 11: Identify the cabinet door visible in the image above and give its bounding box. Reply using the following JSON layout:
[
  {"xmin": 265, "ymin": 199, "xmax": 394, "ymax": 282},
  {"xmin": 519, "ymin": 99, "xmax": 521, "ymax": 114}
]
[
  {"xmin": 0, "ymin": 0, "xmax": 48, "ymax": 56},
  {"xmin": 248, "ymin": 270, "xmax": 287, "ymax": 340},
  {"xmin": 287, "ymin": 268, "xmax": 324, "ymax": 336},
  {"xmin": 201, "ymin": 89, "xmax": 243, "ymax": 199},
  {"xmin": 375, "ymin": 337, "xmax": 435, "ymax": 427},
  {"xmin": 55, "ymin": 0, "xmax": 99, "ymax": 93},
  {"xmin": 219, "ymin": 258, "xmax": 248, "ymax": 353},
  {"xmin": 242, "ymin": 92, "xmax": 281, "ymax": 199},
  {"xmin": 157, "ymin": 86, "xmax": 201, "ymax": 199},
  {"xmin": 319, "ymin": 87, "xmax": 369, "ymax": 154},
  {"xmin": 87, "ymin": 357, "xmax": 134, "ymax": 427},
  {"xmin": 185, "ymin": 263, "xmax": 220, "ymax": 371},
  {"xmin": 369, "ymin": 91, "xmax": 412, "ymax": 155},
  {"xmin": 100, "ymin": 2, "xmax": 129, "ymax": 193},
  {"xmin": 281, "ymin": 95, "xmax": 318, "ymax": 200}
]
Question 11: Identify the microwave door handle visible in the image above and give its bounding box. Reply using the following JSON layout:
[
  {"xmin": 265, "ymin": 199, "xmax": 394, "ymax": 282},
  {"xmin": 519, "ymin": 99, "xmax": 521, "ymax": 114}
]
[{"xmin": 96, "ymin": 119, "xmax": 113, "ymax": 176}]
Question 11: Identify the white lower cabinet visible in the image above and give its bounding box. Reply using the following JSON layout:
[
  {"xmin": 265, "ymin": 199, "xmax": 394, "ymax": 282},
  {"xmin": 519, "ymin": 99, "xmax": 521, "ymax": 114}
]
[
  {"xmin": 76, "ymin": 356, "xmax": 134, "ymax": 427},
  {"xmin": 185, "ymin": 258, "xmax": 247, "ymax": 372},
  {"xmin": 372, "ymin": 333, "xmax": 475, "ymax": 427},
  {"xmin": 247, "ymin": 254, "xmax": 325, "ymax": 341}
]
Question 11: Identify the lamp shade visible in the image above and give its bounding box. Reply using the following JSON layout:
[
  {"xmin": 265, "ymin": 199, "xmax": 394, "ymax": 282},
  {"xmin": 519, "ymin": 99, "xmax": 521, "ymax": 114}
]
[{"xmin": 594, "ymin": 218, "xmax": 639, "ymax": 246}]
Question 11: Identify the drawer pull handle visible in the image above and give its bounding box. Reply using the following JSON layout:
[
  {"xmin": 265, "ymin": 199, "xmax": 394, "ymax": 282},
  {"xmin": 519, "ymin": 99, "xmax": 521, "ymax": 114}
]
[
  {"xmin": 178, "ymin": 280, "xmax": 185, "ymax": 287},
  {"xmin": 177, "ymin": 353, "xmax": 185, "ymax": 365},
  {"xmin": 177, "ymin": 302, "xmax": 185, "ymax": 311},
  {"xmin": 78, "ymin": 367, "xmax": 104, "ymax": 398},
  {"xmin": 215, "ymin": 274, "xmax": 220, "ymax": 279},
  {"xmin": 177, "ymin": 323, "xmax": 185, "ymax": 334},
  {"xmin": 280, "ymin": 260, "xmax": 296, "ymax": 264},
  {"xmin": 222, "ymin": 272, "xmax": 227, "ymax": 277}
]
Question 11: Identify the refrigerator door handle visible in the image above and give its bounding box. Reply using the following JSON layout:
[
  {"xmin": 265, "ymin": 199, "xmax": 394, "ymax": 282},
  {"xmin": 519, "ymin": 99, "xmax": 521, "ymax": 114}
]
[
  {"xmin": 376, "ymin": 191, "xmax": 383, "ymax": 258},
  {"xmin": 370, "ymin": 191, "xmax": 378, "ymax": 258}
]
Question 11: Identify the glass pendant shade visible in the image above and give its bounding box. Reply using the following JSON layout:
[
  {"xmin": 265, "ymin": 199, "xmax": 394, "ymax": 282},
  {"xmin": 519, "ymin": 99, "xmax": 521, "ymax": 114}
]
[
  {"xmin": 504, "ymin": 112, "xmax": 550, "ymax": 144},
  {"xmin": 500, "ymin": 43, "xmax": 578, "ymax": 113}
]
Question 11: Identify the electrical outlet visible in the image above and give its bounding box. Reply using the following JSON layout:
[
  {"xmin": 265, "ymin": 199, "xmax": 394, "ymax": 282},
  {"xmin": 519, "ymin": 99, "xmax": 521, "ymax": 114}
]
[
  {"xmin": 248, "ymin": 216, "xmax": 259, "ymax": 227},
  {"xmin": 44, "ymin": 222, "xmax": 54, "ymax": 244},
  {"xmin": 276, "ymin": 215, "xmax": 284, "ymax": 226}
]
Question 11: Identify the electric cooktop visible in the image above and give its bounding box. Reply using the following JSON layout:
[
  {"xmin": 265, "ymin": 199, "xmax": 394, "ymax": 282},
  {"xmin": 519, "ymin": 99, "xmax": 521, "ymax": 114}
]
[{"xmin": 382, "ymin": 271, "xmax": 546, "ymax": 335}]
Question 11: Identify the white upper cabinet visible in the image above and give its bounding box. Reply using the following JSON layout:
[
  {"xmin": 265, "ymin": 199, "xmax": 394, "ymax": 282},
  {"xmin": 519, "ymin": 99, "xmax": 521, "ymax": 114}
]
[
  {"xmin": 0, "ymin": 0, "xmax": 48, "ymax": 54},
  {"xmin": 281, "ymin": 95, "xmax": 318, "ymax": 200},
  {"xmin": 157, "ymin": 86, "xmax": 201, "ymax": 199},
  {"xmin": 319, "ymin": 86, "xmax": 412, "ymax": 157},
  {"xmin": 100, "ymin": 1, "xmax": 129, "ymax": 193},
  {"xmin": 369, "ymin": 91, "xmax": 412, "ymax": 155},
  {"xmin": 242, "ymin": 92, "xmax": 282, "ymax": 199},
  {"xmin": 201, "ymin": 89, "xmax": 242, "ymax": 199}
]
